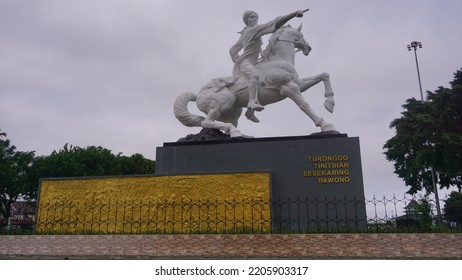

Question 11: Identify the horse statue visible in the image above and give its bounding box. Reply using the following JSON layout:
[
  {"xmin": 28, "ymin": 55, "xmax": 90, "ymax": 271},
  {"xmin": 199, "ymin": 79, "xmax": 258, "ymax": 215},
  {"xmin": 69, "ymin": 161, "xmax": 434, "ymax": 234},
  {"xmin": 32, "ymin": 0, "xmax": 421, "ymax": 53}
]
[{"xmin": 174, "ymin": 24, "xmax": 337, "ymax": 138}]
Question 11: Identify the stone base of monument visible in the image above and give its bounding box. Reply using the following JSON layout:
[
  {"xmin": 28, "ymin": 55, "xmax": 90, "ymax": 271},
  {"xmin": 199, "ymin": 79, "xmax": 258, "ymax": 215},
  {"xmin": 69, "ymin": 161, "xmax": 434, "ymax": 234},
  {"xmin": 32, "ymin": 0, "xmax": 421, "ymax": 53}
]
[{"xmin": 156, "ymin": 134, "xmax": 367, "ymax": 231}]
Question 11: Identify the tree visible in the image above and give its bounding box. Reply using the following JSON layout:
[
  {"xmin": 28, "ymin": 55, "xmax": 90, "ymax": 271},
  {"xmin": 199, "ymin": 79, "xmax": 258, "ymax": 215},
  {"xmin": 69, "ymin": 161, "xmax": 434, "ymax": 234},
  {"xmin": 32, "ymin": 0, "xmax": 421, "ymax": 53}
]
[
  {"xmin": 443, "ymin": 191, "xmax": 462, "ymax": 225},
  {"xmin": 1, "ymin": 131, "xmax": 156, "ymax": 222},
  {"xmin": 0, "ymin": 132, "xmax": 35, "ymax": 221},
  {"xmin": 416, "ymin": 196, "xmax": 433, "ymax": 230},
  {"xmin": 384, "ymin": 69, "xmax": 462, "ymax": 194},
  {"xmin": 30, "ymin": 144, "xmax": 155, "ymax": 183},
  {"xmin": 119, "ymin": 153, "xmax": 156, "ymax": 174}
]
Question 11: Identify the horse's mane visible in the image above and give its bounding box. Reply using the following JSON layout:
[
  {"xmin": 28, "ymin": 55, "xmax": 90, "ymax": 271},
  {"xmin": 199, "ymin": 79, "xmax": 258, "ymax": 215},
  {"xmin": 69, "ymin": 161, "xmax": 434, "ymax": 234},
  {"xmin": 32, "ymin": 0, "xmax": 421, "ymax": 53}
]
[{"xmin": 259, "ymin": 25, "xmax": 290, "ymax": 63}]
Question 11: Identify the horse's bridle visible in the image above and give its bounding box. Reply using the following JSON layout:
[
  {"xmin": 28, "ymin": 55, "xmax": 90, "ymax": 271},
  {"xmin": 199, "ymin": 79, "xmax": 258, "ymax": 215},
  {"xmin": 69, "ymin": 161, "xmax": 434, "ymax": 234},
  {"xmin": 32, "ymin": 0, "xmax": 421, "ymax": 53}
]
[
  {"xmin": 277, "ymin": 36, "xmax": 311, "ymax": 53},
  {"xmin": 277, "ymin": 37, "xmax": 299, "ymax": 44}
]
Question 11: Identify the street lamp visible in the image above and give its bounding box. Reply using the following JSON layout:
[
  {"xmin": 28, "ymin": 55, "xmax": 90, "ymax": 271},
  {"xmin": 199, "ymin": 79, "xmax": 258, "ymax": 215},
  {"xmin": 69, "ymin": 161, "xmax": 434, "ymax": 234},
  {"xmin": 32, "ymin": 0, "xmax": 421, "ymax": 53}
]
[
  {"xmin": 406, "ymin": 41, "xmax": 442, "ymax": 224},
  {"xmin": 407, "ymin": 41, "xmax": 424, "ymax": 101}
]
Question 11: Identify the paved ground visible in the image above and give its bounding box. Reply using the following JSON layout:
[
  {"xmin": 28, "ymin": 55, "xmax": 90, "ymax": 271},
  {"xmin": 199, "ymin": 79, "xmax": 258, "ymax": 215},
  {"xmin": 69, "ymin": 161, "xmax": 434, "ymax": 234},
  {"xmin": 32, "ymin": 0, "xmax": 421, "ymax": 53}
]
[{"xmin": 1, "ymin": 234, "xmax": 461, "ymax": 259}]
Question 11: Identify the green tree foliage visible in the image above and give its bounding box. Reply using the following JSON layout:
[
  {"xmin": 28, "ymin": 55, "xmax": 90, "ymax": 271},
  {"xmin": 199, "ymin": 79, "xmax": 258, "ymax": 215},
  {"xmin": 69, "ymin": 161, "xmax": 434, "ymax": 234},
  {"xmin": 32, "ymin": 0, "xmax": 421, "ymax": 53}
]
[
  {"xmin": 31, "ymin": 144, "xmax": 155, "ymax": 179},
  {"xmin": 119, "ymin": 153, "xmax": 156, "ymax": 175},
  {"xmin": 416, "ymin": 196, "xmax": 433, "ymax": 230},
  {"xmin": 1, "ymin": 130, "xmax": 155, "ymax": 220},
  {"xmin": 443, "ymin": 191, "xmax": 462, "ymax": 224},
  {"xmin": 384, "ymin": 69, "xmax": 462, "ymax": 194},
  {"xmin": 0, "ymin": 132, "xmax": 35, "ymax": 220},
  {"xmin": 28, "ymin": 144, "xmax": 155, "ymax": 201}
]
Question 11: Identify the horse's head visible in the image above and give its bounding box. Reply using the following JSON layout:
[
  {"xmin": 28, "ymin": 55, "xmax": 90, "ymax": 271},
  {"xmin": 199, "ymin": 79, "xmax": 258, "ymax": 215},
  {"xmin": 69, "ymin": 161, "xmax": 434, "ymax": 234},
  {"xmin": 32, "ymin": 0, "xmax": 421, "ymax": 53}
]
[
  {"xmin": 294, "ymin": 24, "xmax": 311, "ymax": 55},
  {"xmin": 282, "ymin": 24, "xmax": 311, "ymax": 56},
  {"xmin": 260, "ymin": 24, "xmax": 311, "ymax": 63}
]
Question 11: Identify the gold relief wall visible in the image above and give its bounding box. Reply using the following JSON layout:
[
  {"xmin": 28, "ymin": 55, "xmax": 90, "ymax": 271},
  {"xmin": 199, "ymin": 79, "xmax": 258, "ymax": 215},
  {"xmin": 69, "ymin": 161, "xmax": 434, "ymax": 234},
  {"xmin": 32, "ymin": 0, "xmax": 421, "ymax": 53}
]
[{"xmin": 36, "ymin": 173, "xmax": 271, "ymax": 233}]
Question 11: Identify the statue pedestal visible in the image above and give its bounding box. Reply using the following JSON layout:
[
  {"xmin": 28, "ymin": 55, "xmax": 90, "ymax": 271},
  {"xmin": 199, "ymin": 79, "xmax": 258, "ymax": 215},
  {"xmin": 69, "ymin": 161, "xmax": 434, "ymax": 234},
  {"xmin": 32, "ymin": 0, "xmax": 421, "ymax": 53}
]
[{"xmin": 156, "ymin": 134, "xmax": 367, "ymax": 231}]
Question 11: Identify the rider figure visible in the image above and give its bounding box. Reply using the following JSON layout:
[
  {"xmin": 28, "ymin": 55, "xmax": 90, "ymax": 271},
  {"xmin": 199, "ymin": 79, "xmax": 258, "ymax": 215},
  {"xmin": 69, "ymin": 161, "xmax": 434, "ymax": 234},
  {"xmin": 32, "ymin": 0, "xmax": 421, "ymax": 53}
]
[{"xmin": 229, "ymin": 10, "xmax": 304, "ymax": 122}]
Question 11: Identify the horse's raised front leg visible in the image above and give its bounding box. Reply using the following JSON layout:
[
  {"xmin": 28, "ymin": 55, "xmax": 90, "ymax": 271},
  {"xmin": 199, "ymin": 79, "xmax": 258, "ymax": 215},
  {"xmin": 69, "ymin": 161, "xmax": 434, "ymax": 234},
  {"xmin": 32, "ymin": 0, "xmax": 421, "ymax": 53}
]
[
  {"xmin": 282, "ymin": 81, "xmax": 336, "ymax": 132},
  {"xmin": 297, "ymin": 72, "xmax": 335, "ymax": 113}
]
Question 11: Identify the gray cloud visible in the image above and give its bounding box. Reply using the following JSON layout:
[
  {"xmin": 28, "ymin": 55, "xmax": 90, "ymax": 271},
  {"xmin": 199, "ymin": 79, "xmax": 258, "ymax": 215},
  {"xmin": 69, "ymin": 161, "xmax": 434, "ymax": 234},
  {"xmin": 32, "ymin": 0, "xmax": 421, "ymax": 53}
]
[{"xmin": 1, "ymin": 0, "xmax": 461, "ymax": 198}]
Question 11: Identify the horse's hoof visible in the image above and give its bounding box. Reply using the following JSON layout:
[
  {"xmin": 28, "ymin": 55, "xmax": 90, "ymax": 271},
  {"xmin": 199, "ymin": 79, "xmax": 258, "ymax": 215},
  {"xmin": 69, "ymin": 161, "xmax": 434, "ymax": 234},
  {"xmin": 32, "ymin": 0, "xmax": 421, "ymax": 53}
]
[
  {"xmin": 320, "ymin": 123, "xmax": 336, "ymax": 132},
  {"xmin": 229, "ymin": 130, "xmax": 243, "ymax": 138},
  {"xmin": 311, "ymin": 130, "xmax": 341, "ymax": 136},
  {"xmin": 232, "ymin": 134, "xmax": 254, "ymax": 138},
  {"xmin": 324, "ymin": 98, "xmax": 335, "ymax": 113}
]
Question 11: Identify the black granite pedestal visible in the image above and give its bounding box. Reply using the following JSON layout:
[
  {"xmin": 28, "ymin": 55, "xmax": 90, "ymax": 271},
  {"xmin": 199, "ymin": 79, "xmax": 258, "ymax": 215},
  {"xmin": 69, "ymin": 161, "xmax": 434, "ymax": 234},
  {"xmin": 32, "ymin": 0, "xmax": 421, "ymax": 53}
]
[{"xmin": 156, "ymin": 134, "xmax": 367, "ymax": 231}]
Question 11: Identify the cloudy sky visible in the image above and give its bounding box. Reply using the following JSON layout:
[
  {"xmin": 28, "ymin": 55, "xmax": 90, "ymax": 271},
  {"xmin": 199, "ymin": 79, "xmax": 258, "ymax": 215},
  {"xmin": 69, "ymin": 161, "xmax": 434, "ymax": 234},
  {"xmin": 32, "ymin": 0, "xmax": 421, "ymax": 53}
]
[{"xmin": 1, "ymin": 0, "xmax": 461, "ymax": 199}]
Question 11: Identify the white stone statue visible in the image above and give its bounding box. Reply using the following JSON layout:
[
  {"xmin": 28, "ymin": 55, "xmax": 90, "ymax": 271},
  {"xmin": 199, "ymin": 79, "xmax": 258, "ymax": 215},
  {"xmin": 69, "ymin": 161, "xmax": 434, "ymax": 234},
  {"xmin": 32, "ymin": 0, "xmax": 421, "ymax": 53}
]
[
  {"xmin": 174, "ymin": 9, "xmax": 336, "ymax": 138},
  {"xmin": 230, "ymin": 10, "xmax": 305, "ymax": 123}
]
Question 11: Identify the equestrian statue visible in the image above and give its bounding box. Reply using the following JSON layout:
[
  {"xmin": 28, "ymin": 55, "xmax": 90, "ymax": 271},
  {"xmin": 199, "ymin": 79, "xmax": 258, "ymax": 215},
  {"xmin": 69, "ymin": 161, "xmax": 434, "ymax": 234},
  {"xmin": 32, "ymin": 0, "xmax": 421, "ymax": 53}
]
[{"xmin": 174, "ymin": 9, "xmax": 337, "ymax": 138}]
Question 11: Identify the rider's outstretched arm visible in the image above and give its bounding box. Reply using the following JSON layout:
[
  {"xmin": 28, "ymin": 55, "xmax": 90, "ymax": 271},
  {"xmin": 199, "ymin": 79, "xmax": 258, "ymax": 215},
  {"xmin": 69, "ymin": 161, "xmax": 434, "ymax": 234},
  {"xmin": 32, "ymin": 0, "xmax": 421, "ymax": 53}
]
[{"xmin": 275, "ymin": 10, "xmax": 304, "ymax": 29}]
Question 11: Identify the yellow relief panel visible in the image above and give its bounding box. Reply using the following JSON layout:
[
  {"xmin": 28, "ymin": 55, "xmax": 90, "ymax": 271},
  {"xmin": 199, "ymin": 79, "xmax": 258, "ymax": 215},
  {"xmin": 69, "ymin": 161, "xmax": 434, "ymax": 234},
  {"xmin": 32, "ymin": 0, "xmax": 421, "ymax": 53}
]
[{"xmin": 36, "ymin": 173, "xmax": 271, "ymax": 233}]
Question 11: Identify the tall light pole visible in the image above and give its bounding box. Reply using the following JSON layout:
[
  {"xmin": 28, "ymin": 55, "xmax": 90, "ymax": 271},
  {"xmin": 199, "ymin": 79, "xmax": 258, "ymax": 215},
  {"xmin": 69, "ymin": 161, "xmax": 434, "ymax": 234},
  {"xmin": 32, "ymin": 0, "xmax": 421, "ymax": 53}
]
[
  {"xmin": 407, "ymin": 41, "xmax": 442, "ymax": 224},
  {"xmin": 407, "ymin": 41, "xmax": 424, "ymax": 101}
]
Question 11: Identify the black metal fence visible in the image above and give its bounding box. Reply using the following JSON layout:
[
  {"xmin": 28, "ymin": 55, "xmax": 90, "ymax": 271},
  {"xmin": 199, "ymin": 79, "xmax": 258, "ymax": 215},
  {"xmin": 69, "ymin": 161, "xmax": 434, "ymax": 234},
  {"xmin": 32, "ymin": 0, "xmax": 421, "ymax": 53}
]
[
  {"xmin": 2, "ymin": 195, "xmax": 459, "ymax": 234},
  {"xmin": 36, "ymin": 198, "xmax": 272, "ymax": 234}
]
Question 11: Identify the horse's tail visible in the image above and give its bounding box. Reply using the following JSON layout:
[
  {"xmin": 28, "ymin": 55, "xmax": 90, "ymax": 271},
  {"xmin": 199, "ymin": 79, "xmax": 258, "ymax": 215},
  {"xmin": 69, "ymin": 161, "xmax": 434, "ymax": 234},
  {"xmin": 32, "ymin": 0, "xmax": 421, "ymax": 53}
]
[{"xmin": 174, "ymin": 92, "xmax": 205, "ymax": 127}]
